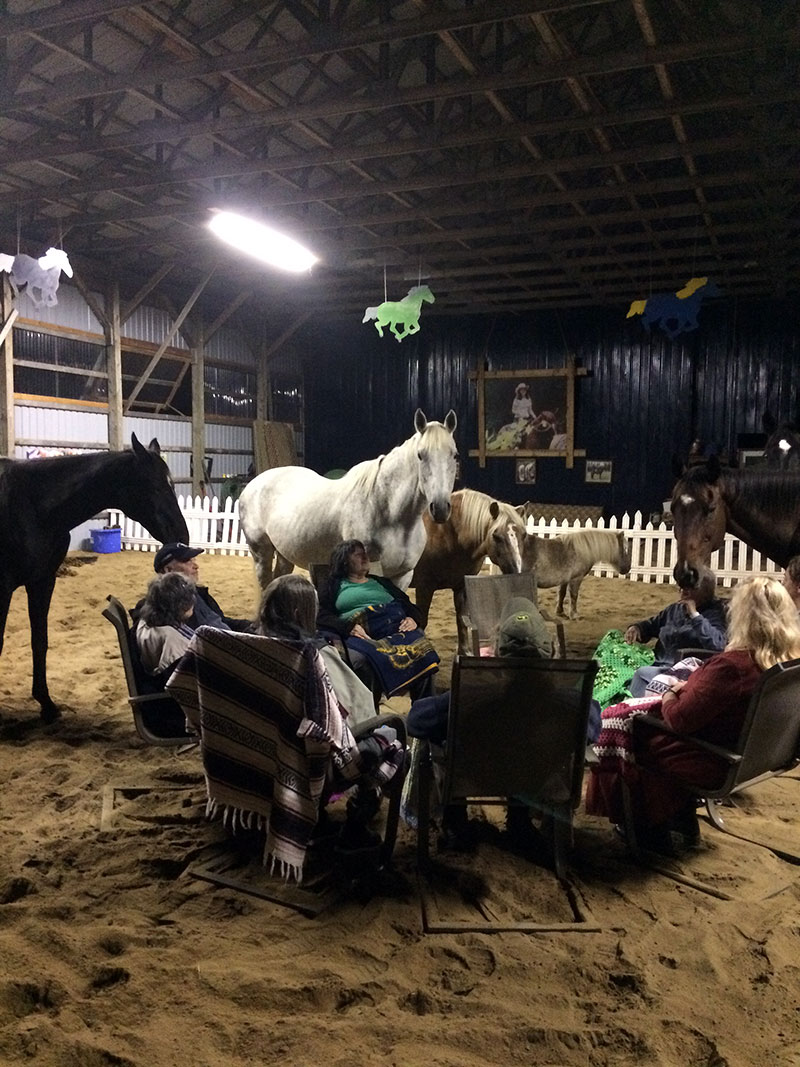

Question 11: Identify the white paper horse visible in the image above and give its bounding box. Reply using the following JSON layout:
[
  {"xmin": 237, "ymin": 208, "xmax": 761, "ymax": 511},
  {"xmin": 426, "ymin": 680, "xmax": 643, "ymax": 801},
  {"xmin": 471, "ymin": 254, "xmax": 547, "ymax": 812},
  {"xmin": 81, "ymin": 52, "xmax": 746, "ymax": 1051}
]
[
  {"xmin": 362, "ymin": 285, "xmax": 435, "ymax": 342},
  {"xmin": 0, "ymin": 247, "xmax": 73, "ymax": 307},
  {"xmin": 239, "ymin": 409, "xmax": 458, "ymax": 589}
]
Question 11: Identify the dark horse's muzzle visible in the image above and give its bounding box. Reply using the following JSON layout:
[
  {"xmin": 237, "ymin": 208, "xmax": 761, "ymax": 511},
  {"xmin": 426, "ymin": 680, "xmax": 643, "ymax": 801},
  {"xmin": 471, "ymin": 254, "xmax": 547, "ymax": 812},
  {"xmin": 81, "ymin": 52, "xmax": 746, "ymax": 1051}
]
[
  {"xmin": 429, "ymin": 499, "xmax": 452, "ymax": 524},
  {"xmin": 673, "ymin": 561, "xmax": 700, "ymax": 589}
]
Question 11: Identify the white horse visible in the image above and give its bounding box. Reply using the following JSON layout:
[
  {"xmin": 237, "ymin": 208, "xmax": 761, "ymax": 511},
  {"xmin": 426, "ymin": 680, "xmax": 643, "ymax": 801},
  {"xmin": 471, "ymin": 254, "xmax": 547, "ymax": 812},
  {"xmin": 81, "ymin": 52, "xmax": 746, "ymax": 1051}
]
[
  {"xmin": 533, "ymin": 529, "xmax": 631, "ymax": 619},
  {"xmin": 362, "ymin": 285, "xmax": 435, "ymax": 342},
  {"xmin": 239, "ymin": 408, "xmax": 458, "ymax": 590},
  {"xmin": 0, "ymin": 247, "xmax": 73, "ymax": 307}
]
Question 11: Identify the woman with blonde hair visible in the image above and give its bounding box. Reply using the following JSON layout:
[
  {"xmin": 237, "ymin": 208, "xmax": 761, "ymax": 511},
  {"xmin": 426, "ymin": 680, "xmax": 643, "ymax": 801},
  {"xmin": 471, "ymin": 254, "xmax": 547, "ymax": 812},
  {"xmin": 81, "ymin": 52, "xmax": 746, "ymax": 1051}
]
[{"xmin": 587, "ymin": 576, "xmax": 800, "ymax": 854}]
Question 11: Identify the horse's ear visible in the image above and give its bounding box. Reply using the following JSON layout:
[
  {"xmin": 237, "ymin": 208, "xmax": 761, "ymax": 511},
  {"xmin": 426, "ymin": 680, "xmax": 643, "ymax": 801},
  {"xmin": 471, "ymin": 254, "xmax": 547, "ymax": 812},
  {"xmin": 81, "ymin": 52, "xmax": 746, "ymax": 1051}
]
[
  {"xmin": 131, "ymin": 433, "xmax": 146, "ymax": 458},
  {"xmin": 148, "ymin": 437, "xmax": 162, "ymax": 457},
  {"xmin": 414, "ymin": 409, "xmax": 428, "ymax": 434},
  {"xmin": 489, "ymin": 501, "xmax": 500, "ymax": 520},
  {"xmin": 444, "ymin": 409, "xmax": 457, "ymax": 434},
  {"xmin": 670, "ymin": 453, "xmax": 686, "ymax": 480}
]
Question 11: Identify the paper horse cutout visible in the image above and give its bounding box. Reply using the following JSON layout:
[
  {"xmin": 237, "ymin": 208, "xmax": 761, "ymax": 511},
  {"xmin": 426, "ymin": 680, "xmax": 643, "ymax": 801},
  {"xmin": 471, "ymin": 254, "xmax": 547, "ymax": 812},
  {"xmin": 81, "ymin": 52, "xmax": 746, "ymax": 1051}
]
[
  {"xmin": 0, "ymin": 247, "xmax": 73, "ymax": 308},
  {"xmin": 626, "ymin": 277, "xmax": 720, "ymax": 339},
  {"xmin": 362, "ymin": 284, "xmax": 435, "ymax": 342}
]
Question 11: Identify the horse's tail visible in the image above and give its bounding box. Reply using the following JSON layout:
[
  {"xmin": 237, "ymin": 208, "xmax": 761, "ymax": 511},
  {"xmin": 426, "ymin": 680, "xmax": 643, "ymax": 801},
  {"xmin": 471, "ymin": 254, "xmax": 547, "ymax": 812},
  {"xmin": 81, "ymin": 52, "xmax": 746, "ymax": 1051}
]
[
  {"xmin": 362, "ymin": 306, "xmax": 378, "ymax": 322},
  {"xmin": 626, "ymin": 299, "xmax": 646, "ymax": 318},
  {"xmin": 0, "ymin": 254, "xmax": 14, "ymax": 274}
]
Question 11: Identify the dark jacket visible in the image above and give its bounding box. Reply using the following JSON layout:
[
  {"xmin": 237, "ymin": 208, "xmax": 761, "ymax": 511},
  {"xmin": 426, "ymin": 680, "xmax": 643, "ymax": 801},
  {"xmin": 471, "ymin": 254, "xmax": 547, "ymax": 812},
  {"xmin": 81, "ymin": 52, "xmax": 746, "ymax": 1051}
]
[
  {"xmin": 317, "ymin": 573, "xmax": 423, "ymax": 640},
  {"xmin": 630, "ymin": 597, "xmax": 727, "ymax": 666}
]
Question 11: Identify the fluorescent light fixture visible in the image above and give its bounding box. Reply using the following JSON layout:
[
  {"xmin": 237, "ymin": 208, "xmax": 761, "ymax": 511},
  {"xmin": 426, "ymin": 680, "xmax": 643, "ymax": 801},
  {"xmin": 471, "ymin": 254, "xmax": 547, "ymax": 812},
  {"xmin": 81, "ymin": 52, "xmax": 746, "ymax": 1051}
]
[{"xmin": 208, "ymin": 210, "xmax": 318, "ymax": 272}]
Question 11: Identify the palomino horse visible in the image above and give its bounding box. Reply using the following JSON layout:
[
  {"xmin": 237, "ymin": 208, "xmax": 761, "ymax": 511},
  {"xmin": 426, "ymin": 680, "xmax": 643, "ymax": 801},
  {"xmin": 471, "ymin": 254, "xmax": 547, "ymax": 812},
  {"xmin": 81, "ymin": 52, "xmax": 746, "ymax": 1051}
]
[
  {"xmin": 0, "ymin": 435, "xmax": 189, "ymax": 722},
  {"xmin": 362, "ymin": 285, "xmax": 435, "ymax": 342},
  {"xmin": 671, "ymin": 457, "xmax": 800, "ymax": 588},
  {"xmin": 0, "ymin": 247, "xmax": 73, "ymax": 308},
  {"xmin": 626, "ymin": 277, "xmax": 720, "ymax": 339},
  {"xmin": 239, "ymin": 409, "xmax": 458, "ymax": 591},
  {"xmin": 412, "ymin": 488, "xmax": 537, "ymax": 651},
  {"xmin": 533, "ymin": 529, "xmax": 631, "ymax": 618}
]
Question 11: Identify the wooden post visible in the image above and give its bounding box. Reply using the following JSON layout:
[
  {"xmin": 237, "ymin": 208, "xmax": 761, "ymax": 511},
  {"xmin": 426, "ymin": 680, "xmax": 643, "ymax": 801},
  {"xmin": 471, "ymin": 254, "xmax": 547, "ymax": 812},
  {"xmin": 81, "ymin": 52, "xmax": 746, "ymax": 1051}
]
[
  {"xmin": 0, "ymin": 275, "xmax": 15, "ymax": 457},
  {"xmin": 106, "ymin": 281, "xmax": 124, "ymax": 451},
  {"xmin": 256, "ymin": 337, "xmax": 270, "ymax": 421},
  {"xmin": 191, "ymin": 321, "xmax": 205, "ymax": 499}
]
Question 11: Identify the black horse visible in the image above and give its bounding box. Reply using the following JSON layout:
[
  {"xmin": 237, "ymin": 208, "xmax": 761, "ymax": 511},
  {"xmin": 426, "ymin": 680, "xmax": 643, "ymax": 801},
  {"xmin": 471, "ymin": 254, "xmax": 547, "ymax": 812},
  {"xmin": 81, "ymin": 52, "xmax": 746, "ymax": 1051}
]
[{"xmin": 0, "ymin": 434, "xmax": 189, "ymax": 722}]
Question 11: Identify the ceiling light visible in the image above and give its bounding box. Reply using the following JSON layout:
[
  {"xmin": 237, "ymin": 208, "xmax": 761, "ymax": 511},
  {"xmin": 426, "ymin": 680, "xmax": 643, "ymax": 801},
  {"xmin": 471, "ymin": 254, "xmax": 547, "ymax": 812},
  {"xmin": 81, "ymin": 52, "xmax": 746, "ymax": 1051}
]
[{"xmin": 208, "ymin": 210, "xmax": 318, "ymax": 272}]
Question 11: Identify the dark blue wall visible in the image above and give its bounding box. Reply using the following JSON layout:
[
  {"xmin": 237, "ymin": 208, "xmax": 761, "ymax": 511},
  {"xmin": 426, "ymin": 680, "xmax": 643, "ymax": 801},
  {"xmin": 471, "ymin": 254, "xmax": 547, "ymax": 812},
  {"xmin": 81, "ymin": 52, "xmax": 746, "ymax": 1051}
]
[{"xmin": 296, "ymin": 296, "xmax": 799, "ymax": 519}]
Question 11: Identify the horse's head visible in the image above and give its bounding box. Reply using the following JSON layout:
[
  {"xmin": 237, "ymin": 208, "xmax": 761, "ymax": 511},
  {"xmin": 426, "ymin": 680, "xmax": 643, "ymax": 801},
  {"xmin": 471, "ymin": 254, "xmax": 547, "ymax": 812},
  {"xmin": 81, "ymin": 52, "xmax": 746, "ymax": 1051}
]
[
  {"xmin": 128, "ymin": 434, "xmax": 190, "ymax": 543},
  {"xmin": 408, "ymin": 285, "xmax": 434, "ymax": 304},
  {"xmin": 763, "ymin": 413, "xmax": 800, "ymax": 471},
  {"xmin": 43, "ymin": 247, "xmax": 73, "ymax": 277},
  {"xmin": 413, "ymin": 408, "xmax": 458, "ymax": 523},
  {"xmin": 485, "ymin": 503, "xmax": 525, "ymax": 573},
  {"xmin": 670, "ymin": 458, "xmax": 726, "ymax": 588}
]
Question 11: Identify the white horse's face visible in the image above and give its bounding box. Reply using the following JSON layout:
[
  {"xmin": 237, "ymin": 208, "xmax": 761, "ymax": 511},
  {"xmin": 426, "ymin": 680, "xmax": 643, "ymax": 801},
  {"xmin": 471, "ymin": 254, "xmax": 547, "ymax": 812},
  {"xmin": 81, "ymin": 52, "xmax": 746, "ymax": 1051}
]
[
  {"xmin": 414, "ymin": 410, "xmax": 458, "ymax": 524},
  {"xmin": 43, "ymin": 248, "xmax": 73, "ymax": 277}
]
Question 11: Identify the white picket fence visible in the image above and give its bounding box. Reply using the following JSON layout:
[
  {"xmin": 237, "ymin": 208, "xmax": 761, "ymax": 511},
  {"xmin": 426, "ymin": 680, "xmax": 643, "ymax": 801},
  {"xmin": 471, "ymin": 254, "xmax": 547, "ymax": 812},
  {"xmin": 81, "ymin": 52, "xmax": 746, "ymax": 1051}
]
[{"xmin": 107, "ymin": 497, "xmax": 782, "ymax": 587}]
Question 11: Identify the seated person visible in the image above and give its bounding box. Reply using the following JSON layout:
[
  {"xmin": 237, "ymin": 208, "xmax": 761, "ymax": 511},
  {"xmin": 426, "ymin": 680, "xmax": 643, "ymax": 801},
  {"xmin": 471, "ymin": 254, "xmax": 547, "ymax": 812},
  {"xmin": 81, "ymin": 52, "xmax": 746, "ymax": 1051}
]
[
  {"xmin": 258, "ymin": 573, "xmax": 406, "ymax": 855},
  {"xmin": 624, "ymin": 571, "xmax": 727, "ymax": 696},
  {"xmin": 317, "ymin": 539, "xmax": 439, "ymax": 701},
  {"xmin": 781, "ymin": 555, "xmax": 800, "ymax": 614},
  {"xmin": 587, "ymin": 576, "xmax": 800, "ymax": 856},
  {"xmin": 134, "ymin": 542, "xmax": 253, "ymax": 632},
  {"xmin": 135, "ymin": 572, "xmax": 195, "ymax": 682},
  {"xmin": 406, "ymin": 596, "xmax": 598, "ymax": 850}
]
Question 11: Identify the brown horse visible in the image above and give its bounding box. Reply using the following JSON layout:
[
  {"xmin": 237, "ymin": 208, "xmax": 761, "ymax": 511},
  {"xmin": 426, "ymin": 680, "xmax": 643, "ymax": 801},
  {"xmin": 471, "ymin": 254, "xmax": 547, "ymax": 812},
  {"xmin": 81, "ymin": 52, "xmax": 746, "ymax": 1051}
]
[
  {"xmin": 412, "ymin": 489, "xmax": 537, "ymax": 651},
  {"xmin": 671, "ymin": 457, "xmax": 800, "ymax": 587}
]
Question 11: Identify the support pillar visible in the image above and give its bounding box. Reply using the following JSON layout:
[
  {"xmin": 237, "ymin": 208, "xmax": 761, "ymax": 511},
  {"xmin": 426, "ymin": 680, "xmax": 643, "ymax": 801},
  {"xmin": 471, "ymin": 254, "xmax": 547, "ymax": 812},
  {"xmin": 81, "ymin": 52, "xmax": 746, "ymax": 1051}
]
[
  {"xmin": 191, "ymin": 323, "xmax": 205, "ymax": 499},
  {"xmin": 0, "ymin": 275, "xmax": 16, "ymax": 457},
  {"xmin": 105, "ymin": 281, "xmax": 124, "ymax": 451}
]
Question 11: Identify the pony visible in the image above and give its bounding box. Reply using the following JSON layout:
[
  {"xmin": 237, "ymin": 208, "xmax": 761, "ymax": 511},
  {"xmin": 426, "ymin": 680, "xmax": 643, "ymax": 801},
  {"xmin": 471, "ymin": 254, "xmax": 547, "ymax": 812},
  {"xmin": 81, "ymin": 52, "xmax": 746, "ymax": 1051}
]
[
  {"xmin": 0, "ymin": 247, "xmax": 73, "ymax": 308},
  {"xmin": 412, "ymin": 488, "xmax": 538, "ymax": 651},
  {"xmin": 238, "ymin": 409, "xmax": 458, "ymax": 591},
  {"xmin": 670, "ymin": 457, "xmax": 800, "ymax": 588},
  {"xmin": 362, "ymin": 285, "xmax": 435, "ymax": 342},
  {"xmin": 0, "ymin": 435, "xmax": 189, "ymax": 722},
  {"xmin": 626, "ymin": 277, "xmax": 720, "ymax": 339},
  {"xmin": 533, "ymin": 529, "xmax": 632, "ymax": 618}
]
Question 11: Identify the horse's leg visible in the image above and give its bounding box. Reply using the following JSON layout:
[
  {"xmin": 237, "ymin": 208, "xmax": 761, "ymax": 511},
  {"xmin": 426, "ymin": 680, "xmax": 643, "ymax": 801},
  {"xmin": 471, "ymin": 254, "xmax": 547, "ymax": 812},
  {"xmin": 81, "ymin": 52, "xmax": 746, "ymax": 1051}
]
[
  {"xmin": 556, "ymin": 582, "xmax": 568, "ymax": 617},
  {"xmin": 373, "ymin": 321, "xmax": 385, "ymax": 337},
  {"xmin": 453, "ymin": 582, "xmax": 470, "ymax": 654},
  {"xmin": 413, "ymin": 578, "xmax": 434, "ymax": 628},
  {"xmin": 0, "ymin": 583, "xmax": 12, "ymax": 659},
  {"xmin": 248, "ymin": 533, "xmax": 277, "ymax": 589},
  {"xmin": 567, "ymin": 577, "xmax": 582, "ymax": 620},
  {"xmin": 273, "ymin": 552, "xmax": 294, "ymax": 578},
  {"xmin": 26, "ymin": 574, "xmax": 60, "ymax": 722}
]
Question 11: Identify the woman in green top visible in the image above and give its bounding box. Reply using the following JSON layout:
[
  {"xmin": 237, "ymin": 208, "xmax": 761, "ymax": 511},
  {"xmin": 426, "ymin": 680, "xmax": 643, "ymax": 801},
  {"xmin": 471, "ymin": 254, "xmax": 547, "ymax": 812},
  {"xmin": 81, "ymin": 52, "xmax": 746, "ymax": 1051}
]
[{"xmin": 318, "ymin": 540, "xmax": 438, "ymax": 699}]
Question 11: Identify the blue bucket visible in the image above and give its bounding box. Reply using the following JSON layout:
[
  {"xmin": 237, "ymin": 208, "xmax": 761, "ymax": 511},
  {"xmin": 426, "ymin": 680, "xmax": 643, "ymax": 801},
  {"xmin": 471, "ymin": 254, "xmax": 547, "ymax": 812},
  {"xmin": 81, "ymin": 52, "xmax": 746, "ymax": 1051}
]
[{"xmin": 90, "ymin": 527, "xmax": 121, "ymax": 553}]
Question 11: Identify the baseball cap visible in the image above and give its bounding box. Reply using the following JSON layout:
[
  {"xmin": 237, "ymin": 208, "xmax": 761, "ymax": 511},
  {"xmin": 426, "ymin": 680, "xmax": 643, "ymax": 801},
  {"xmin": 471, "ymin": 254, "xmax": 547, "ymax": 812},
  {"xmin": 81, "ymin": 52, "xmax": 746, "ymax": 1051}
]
[
  {"xmin": 496, "ymin": 596, "xmax": 553, "ymax": 659},
  {"xmin": 154, "ymin": 542, "xmax": 203, "ymax": 572}
]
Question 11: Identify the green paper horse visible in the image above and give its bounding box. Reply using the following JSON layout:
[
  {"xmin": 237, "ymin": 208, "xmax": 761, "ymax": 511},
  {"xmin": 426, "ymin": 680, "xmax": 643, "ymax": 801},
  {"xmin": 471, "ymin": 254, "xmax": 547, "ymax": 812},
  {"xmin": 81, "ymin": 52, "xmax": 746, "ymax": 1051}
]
[{"xmin": 362, "ymin": 284, "xmax": 435, "ymax": 342}]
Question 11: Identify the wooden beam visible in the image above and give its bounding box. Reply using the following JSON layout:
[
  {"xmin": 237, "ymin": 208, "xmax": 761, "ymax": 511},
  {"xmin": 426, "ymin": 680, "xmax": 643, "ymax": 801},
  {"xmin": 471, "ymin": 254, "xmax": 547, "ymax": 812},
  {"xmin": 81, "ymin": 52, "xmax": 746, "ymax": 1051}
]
[
  {"xmin": 120, "ymin": 263, "xmax": 173, "ymax": 325},
  {"xmin": 105, "ymin": 280, "xmax": 123, "ymax": 451},
  {"xmin": 0, "ymin": 278, "xmax": 15, "ymax": 456},
  {"xmin": 205, "ymin": 290, "xmax": 251, "ymax": 342},
  {"xmin": 124, "ymin": 270, "xmax": 212, "ymax": 412},
  {"xmin": 262, "ymin": 310, "xmax": 313, "ymax": 365},
  {"xmin": 70, "ymin": 267, "xmax": 109, "ymax": 330},
  {"xmin": 191, "ymin": 325, "xmax": 205, "ymax": 498}
]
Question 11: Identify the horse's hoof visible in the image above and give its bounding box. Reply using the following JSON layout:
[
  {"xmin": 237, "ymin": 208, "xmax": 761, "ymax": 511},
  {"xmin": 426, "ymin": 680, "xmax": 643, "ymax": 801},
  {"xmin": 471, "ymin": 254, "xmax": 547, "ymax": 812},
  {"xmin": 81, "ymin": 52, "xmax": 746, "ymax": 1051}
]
[{"xmin": 40, "ymin": 704, "xmax": 61, "ymax": 725}]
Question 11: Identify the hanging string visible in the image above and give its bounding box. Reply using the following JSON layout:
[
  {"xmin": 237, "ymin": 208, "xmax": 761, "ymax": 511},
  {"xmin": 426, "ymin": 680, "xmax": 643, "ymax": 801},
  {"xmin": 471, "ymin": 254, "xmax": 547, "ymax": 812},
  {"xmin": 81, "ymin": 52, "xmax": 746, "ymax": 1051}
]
[
  {"xmin": 383, "ymin": 262, "xmax": 387, "ymax": 302},
  {"xmin": 417, "ymin": 257, "xmax": 422, "ymax": 287},
  {"xmin": 554, "ymin": 308, "xmax": 570, "ymax": 360},
  {"xmin": 16, "ymin": 206, "xmax": 21, "ymax": 254}
]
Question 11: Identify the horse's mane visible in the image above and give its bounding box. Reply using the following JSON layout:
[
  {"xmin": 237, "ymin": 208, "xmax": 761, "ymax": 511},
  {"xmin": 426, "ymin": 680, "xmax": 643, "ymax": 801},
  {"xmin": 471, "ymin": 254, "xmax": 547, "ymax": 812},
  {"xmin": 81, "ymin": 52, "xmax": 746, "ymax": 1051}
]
[
  {"xmin": 721, "ymin": 467, "xmax": 800, "ymax": 516},
  {"xmin": 561, "ymin": 528, "xmax": 625, "ymax": 567},
  {"xmin": 455, "ymin": 489, "xmax": 522, "ymax": 545}
]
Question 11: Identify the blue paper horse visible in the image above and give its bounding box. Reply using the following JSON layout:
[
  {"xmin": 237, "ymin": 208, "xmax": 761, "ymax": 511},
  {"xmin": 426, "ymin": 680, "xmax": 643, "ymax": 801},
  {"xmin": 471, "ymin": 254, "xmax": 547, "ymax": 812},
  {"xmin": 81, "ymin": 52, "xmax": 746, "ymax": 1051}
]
[{"xmin": 626, "ymin": 277, "xmax": 720, "ymax": 339}]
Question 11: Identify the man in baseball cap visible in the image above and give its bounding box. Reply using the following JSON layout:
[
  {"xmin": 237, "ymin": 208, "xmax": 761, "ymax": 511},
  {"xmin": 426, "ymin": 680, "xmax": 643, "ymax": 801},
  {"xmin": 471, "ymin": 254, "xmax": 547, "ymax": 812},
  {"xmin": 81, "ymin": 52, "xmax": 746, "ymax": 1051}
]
[{"xmin": 133, "ymin": 542, "xmax": 252, "ymax": 632}]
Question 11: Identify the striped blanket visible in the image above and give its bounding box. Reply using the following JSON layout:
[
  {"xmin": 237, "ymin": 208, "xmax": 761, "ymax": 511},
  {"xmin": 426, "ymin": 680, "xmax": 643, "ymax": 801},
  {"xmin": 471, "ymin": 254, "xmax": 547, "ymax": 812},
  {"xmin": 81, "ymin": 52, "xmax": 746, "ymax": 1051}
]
[{"xmin": 166, "ymin": 626, "xmax": 363, "ymax": 882}]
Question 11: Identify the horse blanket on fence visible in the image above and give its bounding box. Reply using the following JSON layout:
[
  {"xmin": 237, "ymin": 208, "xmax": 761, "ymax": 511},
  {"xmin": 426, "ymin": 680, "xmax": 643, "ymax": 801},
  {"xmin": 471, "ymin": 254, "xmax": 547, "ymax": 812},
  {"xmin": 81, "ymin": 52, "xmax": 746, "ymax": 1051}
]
[
  {"xmin": 346, "ymin": 601, "xmax": 440, "ymax": 696},
  {"xmin": 166, "ymin": 626, "xmax": 363, "ymax": 882}
]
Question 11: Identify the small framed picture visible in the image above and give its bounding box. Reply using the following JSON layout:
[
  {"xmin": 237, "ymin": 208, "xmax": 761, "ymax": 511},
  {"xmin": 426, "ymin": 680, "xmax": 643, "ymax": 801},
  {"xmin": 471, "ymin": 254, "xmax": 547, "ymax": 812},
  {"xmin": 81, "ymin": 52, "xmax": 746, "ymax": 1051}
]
[
  {"xmin": 585, "ymin": 459, "xmax": 613, "ymax": 484},
  {"xmin": 515, "ymin": 459, "xmax": 537, "ymax": 484},
  {"xmin": 737, "ymin": 449, "xmax": 766, "ymax": 469}
]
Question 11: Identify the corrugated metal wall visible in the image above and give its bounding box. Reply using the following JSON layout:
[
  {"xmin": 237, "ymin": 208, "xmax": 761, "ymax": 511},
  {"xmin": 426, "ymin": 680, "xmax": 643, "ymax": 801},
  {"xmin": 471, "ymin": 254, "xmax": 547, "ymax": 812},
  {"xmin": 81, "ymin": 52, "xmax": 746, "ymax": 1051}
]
[
  {"xmin": 301, "ymin": 296, "xmax": 800, "ymax": 519},
  {"xmin": 15, "ymin": 282, "xmax": 104, "ymax": 334}
]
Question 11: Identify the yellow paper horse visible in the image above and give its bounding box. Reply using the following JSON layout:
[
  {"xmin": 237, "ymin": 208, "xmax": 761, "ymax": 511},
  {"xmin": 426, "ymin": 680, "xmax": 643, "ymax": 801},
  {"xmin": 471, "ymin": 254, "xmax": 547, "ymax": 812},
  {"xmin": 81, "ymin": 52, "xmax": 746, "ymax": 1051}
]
[{"xmin": 362, "ymin": 285, "xmax": 435, "ymax": 342}]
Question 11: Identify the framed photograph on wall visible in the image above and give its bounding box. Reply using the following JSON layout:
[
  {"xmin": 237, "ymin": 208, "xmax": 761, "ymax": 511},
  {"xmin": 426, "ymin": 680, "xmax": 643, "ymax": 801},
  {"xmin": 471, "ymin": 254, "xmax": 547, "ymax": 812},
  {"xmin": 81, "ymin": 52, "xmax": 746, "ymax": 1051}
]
[
  {"xmin": 469, "ymin": 357, "xmax": 587, "ymax": 469},
  {"xmin": 515, "ymin": 459, "xmax": 537, "ymax": 485},
  {"xmin": 737, "ymin": 449, "xmax": 766, "ymax": 469},
  {"xmin": 585, "ymin": 459, "xmax": 613, "ymax": 484}
]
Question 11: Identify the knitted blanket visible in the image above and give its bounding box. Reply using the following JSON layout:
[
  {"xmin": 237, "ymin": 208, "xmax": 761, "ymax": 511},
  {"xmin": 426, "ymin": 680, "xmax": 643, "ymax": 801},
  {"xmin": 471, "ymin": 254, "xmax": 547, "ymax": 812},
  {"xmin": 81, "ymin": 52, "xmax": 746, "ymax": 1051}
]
[
  {"xmin": 166, "ymin": 626, "xmax": 362, "ymax": 882},
  {"xmin": 591, "ymin": 696, "xmax": 661, "ymax": 777},
  {"xmin": 591, "ymin": 628, "xmax": 655, "ymax": 708}
]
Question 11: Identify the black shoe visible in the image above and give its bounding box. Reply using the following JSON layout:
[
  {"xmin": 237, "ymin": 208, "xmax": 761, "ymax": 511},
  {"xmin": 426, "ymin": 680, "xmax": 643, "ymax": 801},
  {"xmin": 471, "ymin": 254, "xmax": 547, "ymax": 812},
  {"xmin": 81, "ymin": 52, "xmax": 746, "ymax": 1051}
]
[{"xmin": 614, "ymin": 823, "xmax": 681, "ymax": 858}]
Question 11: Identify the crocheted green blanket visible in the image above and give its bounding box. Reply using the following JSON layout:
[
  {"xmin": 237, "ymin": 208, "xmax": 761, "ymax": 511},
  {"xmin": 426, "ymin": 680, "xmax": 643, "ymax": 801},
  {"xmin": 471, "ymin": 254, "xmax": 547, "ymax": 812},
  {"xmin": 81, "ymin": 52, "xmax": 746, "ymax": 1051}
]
[{"xmin": 591, "ymin": 629, "xmax": 654, "ymax": 709}]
